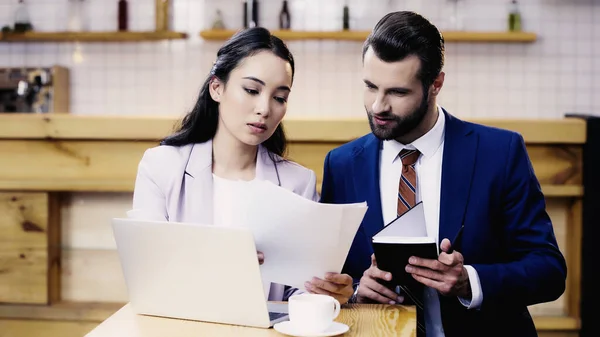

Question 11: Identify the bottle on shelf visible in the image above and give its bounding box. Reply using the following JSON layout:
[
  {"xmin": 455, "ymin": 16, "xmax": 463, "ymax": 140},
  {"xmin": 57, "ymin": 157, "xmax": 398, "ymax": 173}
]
[
  {"xmin": 155, "ymin": 0, "xmax": 171, "ymax": 31},
  {"xmin": 243, "ymin": 0, "xmax": 248, "ymax": 28},
  {"xmin": 279, "ymin": 0, "xmax": 290, "ymax": 30},
  {"xmin": 250, "ymin": 0, "xmax": 259, "ymax": 27},
  {"xmin": 342, "ymin": 2, "xmax": 349, "ymax": 31},
  {"xmin": 14, "ymin": 0, "xmax": 33, "ymax": 33},
  {"xmin": 508, "ymin": 0, "xmax": 521, "ymax": 32},
  {"xmin": 118, "ymin": 0, "xmax": 128, "ymax": 31}
]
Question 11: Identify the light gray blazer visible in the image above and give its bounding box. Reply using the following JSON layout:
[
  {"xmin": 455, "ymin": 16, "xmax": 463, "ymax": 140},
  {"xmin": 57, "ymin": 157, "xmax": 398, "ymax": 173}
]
[{"xmin": 128, "ymin": 139, "xmax": 319, "ymax": 300}]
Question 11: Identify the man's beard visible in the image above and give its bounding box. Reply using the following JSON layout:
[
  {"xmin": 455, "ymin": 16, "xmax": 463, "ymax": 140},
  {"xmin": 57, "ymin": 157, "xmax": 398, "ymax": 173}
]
[{"xmin": 366, "ymin": 91, "xmax": 430, "ymax": 141}]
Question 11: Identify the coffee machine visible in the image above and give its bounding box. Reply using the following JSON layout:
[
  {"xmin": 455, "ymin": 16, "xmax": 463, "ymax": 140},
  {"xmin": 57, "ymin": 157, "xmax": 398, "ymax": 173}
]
[{"xmin": 0, "ymin": 66, "xmax": 69, "ymax": 113}]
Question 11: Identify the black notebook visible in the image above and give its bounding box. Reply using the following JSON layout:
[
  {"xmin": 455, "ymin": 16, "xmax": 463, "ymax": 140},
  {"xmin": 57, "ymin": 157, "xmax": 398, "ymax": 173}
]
[{"xmin": 371, "ymin": 202, "xmax": 438, "ymax": 289}]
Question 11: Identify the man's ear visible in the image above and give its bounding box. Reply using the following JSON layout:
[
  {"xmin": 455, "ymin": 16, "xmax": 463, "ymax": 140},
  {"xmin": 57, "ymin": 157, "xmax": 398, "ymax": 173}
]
[
  {"xmin": 430, "ymin": 72, "xmax": 445, "ymax": 97},
  {"xmin": 209, "ymin": 77, "xmax": 224, "ymax": 102}
]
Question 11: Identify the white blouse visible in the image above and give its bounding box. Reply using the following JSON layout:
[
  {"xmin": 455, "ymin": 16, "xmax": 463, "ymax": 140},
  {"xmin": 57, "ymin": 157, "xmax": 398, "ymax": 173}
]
[{"xmin": 212, "ymin": 173, "xmax": 255, "ymax": 227}]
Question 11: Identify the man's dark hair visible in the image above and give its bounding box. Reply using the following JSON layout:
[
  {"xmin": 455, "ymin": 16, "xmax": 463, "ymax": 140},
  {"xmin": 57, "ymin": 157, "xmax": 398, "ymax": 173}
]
[{"xmin": 362, "ymin": 11, "xmax": 445, "ymax": 89}]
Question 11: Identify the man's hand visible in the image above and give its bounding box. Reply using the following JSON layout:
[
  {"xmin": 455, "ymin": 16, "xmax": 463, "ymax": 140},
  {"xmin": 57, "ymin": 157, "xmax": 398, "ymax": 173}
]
[
  {"xmin": 257, "ymin": 251, "xmax": 264, "ymax": 265},
  {"xmin": 305, "ymin": 272, "xmax": 354, "ymax": 304},
  {"xmin": 356, "ymin": 254, "xmax": 404, "ymax": 305},
  {"xmin": 406, "ymin": 238, "xmax": 471, "ymax": 298}
]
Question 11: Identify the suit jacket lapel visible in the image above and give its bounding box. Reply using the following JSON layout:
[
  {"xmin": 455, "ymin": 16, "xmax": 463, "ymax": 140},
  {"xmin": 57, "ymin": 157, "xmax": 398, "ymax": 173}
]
[
  {"xmin": 182, "ymin": 141, "xmax": 214, "ymax": 225},
  {"xmin": 353, "ymin": 134, "xmax": 385, "ymax": 238},
  {"xmin": 439, "ymin": 111, "xmax": 478, "ymax": 248}
]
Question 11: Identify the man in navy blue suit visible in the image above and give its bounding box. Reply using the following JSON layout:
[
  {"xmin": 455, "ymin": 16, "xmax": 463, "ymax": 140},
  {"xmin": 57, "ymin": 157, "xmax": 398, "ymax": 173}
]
[{"xmin": 312, "ymin": 11, "xmax": 566, "ymax": 337}]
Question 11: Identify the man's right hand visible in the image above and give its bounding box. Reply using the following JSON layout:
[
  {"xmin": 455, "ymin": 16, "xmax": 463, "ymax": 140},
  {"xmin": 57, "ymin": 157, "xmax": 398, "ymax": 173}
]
[{"xmin": 356, "ymin": 254, "xmax": 404, "ymax": 304}]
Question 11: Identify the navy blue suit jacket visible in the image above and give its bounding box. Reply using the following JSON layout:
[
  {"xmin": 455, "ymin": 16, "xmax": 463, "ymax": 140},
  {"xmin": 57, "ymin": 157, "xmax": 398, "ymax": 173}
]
[{"xmin": 320, "ymin": 112, "xmax": 567, "ymax": 336}]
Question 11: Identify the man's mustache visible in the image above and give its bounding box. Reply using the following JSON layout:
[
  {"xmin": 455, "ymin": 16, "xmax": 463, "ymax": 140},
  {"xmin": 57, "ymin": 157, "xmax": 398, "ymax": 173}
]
[{"xmin": 367, "ymin": 110, "xmax": 396, "ymax": 120}]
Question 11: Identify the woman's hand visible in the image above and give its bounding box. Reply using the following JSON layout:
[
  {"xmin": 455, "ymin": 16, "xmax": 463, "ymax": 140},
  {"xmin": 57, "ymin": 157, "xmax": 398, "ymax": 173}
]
[{"xmin": 305, "ymin": 272, "xmax": 354, "ymax": 304}]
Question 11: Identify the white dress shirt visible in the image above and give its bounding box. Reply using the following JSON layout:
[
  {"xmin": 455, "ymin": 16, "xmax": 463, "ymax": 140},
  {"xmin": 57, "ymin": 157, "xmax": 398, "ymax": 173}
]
[{"xmin": 379, "ymin": 106, "xmax": 483, "ymax": 336}]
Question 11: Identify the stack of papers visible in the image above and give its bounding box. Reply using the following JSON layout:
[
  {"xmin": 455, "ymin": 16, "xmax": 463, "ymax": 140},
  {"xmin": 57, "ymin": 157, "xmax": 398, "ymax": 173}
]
[{"xmin": 225, "ymin": 180, "xmax": 367, "ymax": 291}]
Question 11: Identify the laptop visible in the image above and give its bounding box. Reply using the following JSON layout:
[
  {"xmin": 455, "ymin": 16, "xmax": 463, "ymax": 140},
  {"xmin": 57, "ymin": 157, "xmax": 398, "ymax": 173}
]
[{"xmin": 111, "ymin": 218, "xmax": 289, "ymax": 328}]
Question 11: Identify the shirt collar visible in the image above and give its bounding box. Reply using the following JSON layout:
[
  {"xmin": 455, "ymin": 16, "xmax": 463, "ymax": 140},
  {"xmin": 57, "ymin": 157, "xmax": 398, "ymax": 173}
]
[{"xmin": 382, "ymin": 105, "xmax": 446, "ymax": 164}]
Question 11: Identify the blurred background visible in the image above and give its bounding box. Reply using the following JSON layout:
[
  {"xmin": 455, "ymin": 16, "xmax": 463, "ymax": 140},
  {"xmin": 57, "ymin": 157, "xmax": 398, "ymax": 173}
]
[
  {"xmin": 0, "ymin": 1, "xmax": 598, "ymax": 336},
  {"xmin": 0, "ymin": 0, "xmax": 599, "ymax": 118}
]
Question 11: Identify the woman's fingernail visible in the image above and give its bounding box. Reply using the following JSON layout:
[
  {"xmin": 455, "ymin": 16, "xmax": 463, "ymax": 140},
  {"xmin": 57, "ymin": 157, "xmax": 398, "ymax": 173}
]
[
  {"xmin": 397, "ymin": 296, "xmax": 404, "ymax": 303},
  {"xmin": 388, "ymin": 300, "xmax": 396, "ymax": 305}
]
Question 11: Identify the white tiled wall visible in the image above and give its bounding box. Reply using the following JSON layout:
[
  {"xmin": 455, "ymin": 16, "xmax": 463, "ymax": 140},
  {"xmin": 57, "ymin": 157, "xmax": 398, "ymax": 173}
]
[{"xmin": 1, "ymin": 0, "xmax": 599, "ymax": 118}]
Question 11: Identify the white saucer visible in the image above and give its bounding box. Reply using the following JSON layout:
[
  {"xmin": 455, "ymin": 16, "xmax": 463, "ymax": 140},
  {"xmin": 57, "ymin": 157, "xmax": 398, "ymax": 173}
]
[{"xmin": 273, "ymin": 321, "xmax": 349, "ymax": 337}]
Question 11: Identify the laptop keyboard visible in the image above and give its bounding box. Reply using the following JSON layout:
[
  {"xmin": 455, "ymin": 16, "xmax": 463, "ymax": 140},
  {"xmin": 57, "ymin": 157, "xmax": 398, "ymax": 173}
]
[{"xmin": 269, "ymin": 312, "xmax": 288, "ymax": 321}]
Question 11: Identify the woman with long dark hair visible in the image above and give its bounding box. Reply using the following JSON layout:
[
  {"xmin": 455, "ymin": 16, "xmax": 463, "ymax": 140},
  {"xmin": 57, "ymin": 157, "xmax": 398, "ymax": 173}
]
[{"xmin": 129, "ymin": 27, "xmax": 353, "ymax": 303}]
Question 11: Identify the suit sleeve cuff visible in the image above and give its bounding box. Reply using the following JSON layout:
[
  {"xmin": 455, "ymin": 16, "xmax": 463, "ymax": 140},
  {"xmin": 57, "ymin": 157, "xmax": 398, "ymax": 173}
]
[{"xmin": 458, "ymin": 265, "xmax": 483, "ymax": 309}]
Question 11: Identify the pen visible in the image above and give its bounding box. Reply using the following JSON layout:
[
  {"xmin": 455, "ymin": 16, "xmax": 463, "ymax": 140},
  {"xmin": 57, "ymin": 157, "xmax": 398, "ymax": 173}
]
[{"xmin": 446, "ymin": 224, "xmax": 464, "ymax": 254}]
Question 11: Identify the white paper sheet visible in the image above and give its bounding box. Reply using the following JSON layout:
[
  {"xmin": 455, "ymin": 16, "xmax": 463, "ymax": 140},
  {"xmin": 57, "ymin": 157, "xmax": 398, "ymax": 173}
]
[
  {"xmin": 372, "ymin": 202, "xmax": 428, "ymax": 240},
  {"xmin": 226, "ymin": 180, "xmax": 368, "ymax": 291}
]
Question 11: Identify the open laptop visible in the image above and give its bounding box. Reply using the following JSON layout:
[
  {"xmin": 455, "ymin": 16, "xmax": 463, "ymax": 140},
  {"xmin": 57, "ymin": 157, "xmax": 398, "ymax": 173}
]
[{"xmin": 111, "ymin": 218, "xmax": 289, "ymax": 328}]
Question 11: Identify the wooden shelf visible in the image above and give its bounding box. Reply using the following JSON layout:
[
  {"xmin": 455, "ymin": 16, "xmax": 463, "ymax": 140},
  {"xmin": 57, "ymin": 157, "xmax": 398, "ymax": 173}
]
[
  {"xmin": 541, "ymin": 185, "xmax": 583, "ymax": 198},
  {"xmin": 199, "ymin": 29, "xmax": 537, "ymax": 43},
  {"xmin": 533, "ymin": 315, "xmax": 580, "ymax": 331},
  {"xmin": 442, "ymin": 31, "xmax": 537, "ymax": 42},
  {"xmin": 0, "ymin": 31, "xmax": 188, "ymax": 42}
]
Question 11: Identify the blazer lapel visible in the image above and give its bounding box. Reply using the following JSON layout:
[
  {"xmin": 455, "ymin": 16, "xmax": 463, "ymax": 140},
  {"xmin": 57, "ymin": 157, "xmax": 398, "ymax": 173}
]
[
  {"xmin": 182, "ymin": 141, "xmax": 214, "ymax": 225},
  {"xmin": 353, "ymin": 134, "xmax": 385, "ymax": 238},
  {"xmin": 439, "ymin": 112, "xmax": 478, "ymax": 248}
]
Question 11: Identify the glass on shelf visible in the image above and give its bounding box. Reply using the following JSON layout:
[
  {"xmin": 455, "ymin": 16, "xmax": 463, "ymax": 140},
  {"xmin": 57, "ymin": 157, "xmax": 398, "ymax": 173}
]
[
  {"xmin": 67, "ymin": 0, "xmax": 89, "ymax": 32},
  {"xmin": 211, "ymin": 9, "xmax": 226, "ymax": 29},
  {"xmin": 445, "ymin": 0, "xmax": 465, "ymax": 31},
  {"xmin": 14, "ymin": 0, "xmax": 33, "ymax": 33}
]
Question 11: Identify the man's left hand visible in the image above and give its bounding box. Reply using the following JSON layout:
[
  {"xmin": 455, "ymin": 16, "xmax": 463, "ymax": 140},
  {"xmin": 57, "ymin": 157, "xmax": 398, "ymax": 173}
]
[
  {"xmin": 305, "ymin": 272, "xmax": 354, "ymax": 304},
  {"xmin": 405, "ymin": 238, "xmax": 472, "ymax": 299}
]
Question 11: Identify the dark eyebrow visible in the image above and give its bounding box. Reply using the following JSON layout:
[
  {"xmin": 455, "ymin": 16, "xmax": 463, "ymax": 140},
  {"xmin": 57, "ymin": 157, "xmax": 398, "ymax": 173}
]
[
  {"xmin": 386, "ymin": 87, "xmax": 411, "ymax": 95},
  {"xmin": 243, "ymin": 76, "xmax": 291, "ymax": 92},
  {"xmin": 364, "ymin": 79, "xmax": 411, "ymax": 95},
  {"xmin": 243, "ymin": 76, "xmax": 265, "ymax": 86},
  {"xmin": 364, "ymin": 79, "xmax": 377, "ymax": 88}
]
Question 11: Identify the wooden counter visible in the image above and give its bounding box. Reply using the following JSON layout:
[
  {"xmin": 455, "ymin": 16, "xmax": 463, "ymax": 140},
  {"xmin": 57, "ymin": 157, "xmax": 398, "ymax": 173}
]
[
  {"xmin": 0, "ymin": 114, "xmax": 586, "ymax": 337},
  {"xmin": 85, "ymin": 303, "xmax": 416, "ymax": 337},
  {"xmin": 0, "ymin": 114, "xmax": 586, "ymax": 193}
]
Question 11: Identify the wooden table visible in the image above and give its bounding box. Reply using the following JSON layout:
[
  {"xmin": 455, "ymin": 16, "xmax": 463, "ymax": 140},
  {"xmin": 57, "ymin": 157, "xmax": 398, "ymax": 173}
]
[{"xmin": 85, "ymin": 303, "xmax": 416, "ymax": 337}]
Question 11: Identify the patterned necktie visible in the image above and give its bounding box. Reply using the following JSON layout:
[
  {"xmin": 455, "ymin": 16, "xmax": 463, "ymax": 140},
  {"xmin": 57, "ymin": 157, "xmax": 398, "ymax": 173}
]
[
  {"xmin": 397, "ymin": 149, "xmax": 420, "ymax": 216},
  {"xmin": 397, "ymin": 148, "xmax": 426, "ymax": 336}
]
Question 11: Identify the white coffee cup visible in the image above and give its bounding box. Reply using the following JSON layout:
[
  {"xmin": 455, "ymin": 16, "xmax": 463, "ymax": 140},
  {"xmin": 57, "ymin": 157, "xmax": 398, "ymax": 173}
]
[{"xmin": 288, "ymin": 294, "xmax": 341, "ymax": 334}]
